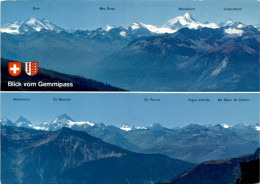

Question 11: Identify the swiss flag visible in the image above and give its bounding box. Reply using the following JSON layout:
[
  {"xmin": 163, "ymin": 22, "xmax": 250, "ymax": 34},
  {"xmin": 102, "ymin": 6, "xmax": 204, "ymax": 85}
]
[{"xmin": 8, "ymin": 62, "xmax": 22, "ymax": 76}]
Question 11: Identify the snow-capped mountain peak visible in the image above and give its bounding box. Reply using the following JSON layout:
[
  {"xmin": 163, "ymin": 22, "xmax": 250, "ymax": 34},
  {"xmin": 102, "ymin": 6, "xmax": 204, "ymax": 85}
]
[
  {"xmin": 26, "ymin": 18, "xmax": 64, "ymax": 32},
  {"xmin": 134, "ymin": 126, "xmax": 147, "ymax": 130},
  {"xmin": 33, "ymin": 126, "xmax": 49, "ymax": 131},
  {"xmin": 164, "ymin": 12, "xmax": 195, "ymax": 27},
  {"xmin": 130, "ymin": 22, "xmax": 142, "ymax": 30},
  {"xmin": 48, "ymin": 114, "xmax": 97, "ymax": 131},
  {"xmin": 120, "ymin": 124, "xmax": 132, "ymax": 131},
  {"xmin": 33, "ymin": 121, "xmax": 49, "ymax": 131},
  {"xmin": 255, "ymin": 126, "xmax": 260, "ymax": 131},
  {"xmin": 27, "ymin": 17, "xmax": 40, "ymax": 25},
  {"xmin": 220, "ymin": 124, "xmax": 230, "ymax": 128},
  {"xmin": 223, "ymin": 20, "xmax": 233, "ymax": 26},
  {"xmin": 49, "ymin": 114, "xmax": 74, "ymax": 130},
  {"xmin": 224, "ymin": 28, "xmax": 243, "ymax": 36},
  {"xmin": 54, "ymin": 113, "xmax": 74, "ymax": 122},
  {"xmin": 183, "ymin": 12, "xmax": 193, "ymax": 20},
  {"xmin": 162, "ymin": 13, "xmax": 218, "ymax": 30},
  {"xmin": 232, "ymin": 123, "xmax": 251, "ymax": 129},
  {"xmin": 15, "ymin": 116, "xmax": 33, "ymax": 128},
  {"xmin": 1, "ymin": 18, "xmax": 64, "ymax": 34},
  {"xmin": 222, "ymin": 20, "xmax": 246, "ymax": 36},
  {"xmin": 0, "ymin": 117, "xmax": 16, "ymax": 127},
  {"xmin": 254, "ymin": 24, "xmax": 260, "ymax": 31},
  {"xmin": 67, "ymin": 121, "xmax": 95, "ymax": 128},
  {"xmin": 104, "ymin": 25, "xmax": 114, "ymax": 32},
  {"xmin": 223, "ymin": 20, "xmax": 245, "ymax": 28},
  {"xmin": 148, "ymin": 123, "xmax": 164, "ymax": 130},
  {"xmin": 130, "ymin": 22, "xmax": 175, "ymax": 34},
  {"xmin": 1, "ymin": 20, "xmax": 23, "ymax": 34}
]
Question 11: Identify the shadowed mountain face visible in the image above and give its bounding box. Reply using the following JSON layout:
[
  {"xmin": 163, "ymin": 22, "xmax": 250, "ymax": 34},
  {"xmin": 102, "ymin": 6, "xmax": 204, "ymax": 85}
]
[
  {"xmin": 90, "ymin": 27, "xmax": 260, "ymax": 91},
  {"xmin": 1, "ymin": 126, "xmax": 194, "ymax": 184},
  {"xmin": 236, "ymin": 158, "xmax": 260, "ymax": 184},
  {"xmin": 160, "ymin": 148, "xmax": 260, "ymax": 184},
  {"xmin": 1, "ymin": 58, "xmax": 124, "ymax": 91}
]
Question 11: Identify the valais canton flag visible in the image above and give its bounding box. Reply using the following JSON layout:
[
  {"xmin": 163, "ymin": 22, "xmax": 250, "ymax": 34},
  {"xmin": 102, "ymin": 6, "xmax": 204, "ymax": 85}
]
[{"xmin": 25, "ymin": 62, "xmax": 38, "ymax": 76}]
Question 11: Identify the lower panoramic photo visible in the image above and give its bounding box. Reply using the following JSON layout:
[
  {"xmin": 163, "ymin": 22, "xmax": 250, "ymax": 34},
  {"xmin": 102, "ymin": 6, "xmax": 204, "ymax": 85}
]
[{"xmin": 1, "ymin": 93, "xmax": 259, "ymax": 184}]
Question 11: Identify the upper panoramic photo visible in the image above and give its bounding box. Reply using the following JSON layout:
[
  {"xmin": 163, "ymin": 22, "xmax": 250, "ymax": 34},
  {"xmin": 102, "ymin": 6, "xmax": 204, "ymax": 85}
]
[{"xmin": 1, "ymin": 0, "xmax": 259, "ymax": 91}]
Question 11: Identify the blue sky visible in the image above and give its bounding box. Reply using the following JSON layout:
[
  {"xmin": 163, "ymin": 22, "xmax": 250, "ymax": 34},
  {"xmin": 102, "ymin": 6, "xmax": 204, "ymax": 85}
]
[
  {"xmin": 1, "ymin": 0, "xmax": 260, "ymax": 30},
  {"xmin": 1, "ymin": 93, "xmax": 259, "ymax": 128}
]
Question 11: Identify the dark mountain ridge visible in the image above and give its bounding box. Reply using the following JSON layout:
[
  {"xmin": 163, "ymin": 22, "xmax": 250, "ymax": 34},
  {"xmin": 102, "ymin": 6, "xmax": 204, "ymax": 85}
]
[
  {"xmin": 1, "ymin": 126, "xmax": 194, "ymax": 184},
  {"xmin": 159, "ymin": 148, "xmax": 260, "ymax": 184}
]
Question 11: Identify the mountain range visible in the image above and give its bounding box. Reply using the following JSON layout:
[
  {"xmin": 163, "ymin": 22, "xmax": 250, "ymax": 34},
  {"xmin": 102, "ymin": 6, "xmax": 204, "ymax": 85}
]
[
  {"xmin": 2, "ymin": 13, "xmax": 258, "ymax": 35},
  {"xmin": 90, "ymin": 26, "xmax": 260, "ymax": 91},
  {"xmin": 1, "ymin": 122, "xmax": 259, "ymax": 184},
  {"xmin": 1, "ymin": 18, "xmax": 65, "ymax": 34},
  {"xmin": 1, "ymin": 125, "xmax": 194, "ymax": 184},
  {"xmin": 1, "ymin": 114, "xmax": 259, "ymax": 163},
  {"xmin": 2, "ymin": 13, "xmax": 259, "ymax": 91}
]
